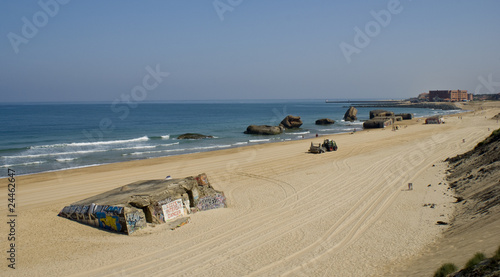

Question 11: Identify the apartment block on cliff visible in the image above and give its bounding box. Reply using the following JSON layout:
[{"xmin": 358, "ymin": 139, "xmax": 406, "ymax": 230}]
[{"xmin": 429, "ymin": 90, "xmax": 473, "ymax": 102}]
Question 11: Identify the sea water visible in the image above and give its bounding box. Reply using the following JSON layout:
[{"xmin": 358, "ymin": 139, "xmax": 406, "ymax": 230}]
[{"xmin": 0, "ymin": 100, "xmax": 459, "ymax": 175}]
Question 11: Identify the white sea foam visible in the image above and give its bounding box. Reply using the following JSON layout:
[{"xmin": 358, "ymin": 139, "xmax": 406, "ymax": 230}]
[
  {"xmin": 249, "ymin": 139, "xmax": 270, "ymax": 143},
  {"xmin": 339, "ymin": 120, "xmax": 363, "ymax": 125},
  {"xmin": 192, "ymin": 145, "xmax": 231, "ymax": 150},
  {"xmin": 233, "ymin": 142, "xmax": 248, "ymax": 146},
  {"xmin": 286, "ymin": 131, "xmax": 310, "ymax": 135},
  {"xmin": 161, "ymin": 135, "xmax": 170, "ymax": 139},
  {"xmin": 31, "ymin": 136, "xmax": 150, "ymax": 149},
  {"xmin": 0, "ymin": 161, "xmax": 45, "ymax": 168},
  {"xmin": 158, "ymin": 142, "xmax": 180, "ymax": 147},
  {"xmin": 56, "ymin": 158, "xmax": 77, "ymax": 162},
  {"xmin": 128, "ymin": 150, "xmax": 164, "ymax": 156},
  {"xmin": 4, "ymin": 149, "xmax": 107, "ymax": 159},
  {"xmin": 124, "ymin": 148, "xmax": 186, "ymax": 156},
  {"xmin": 113, "ymin": 145, "xmax": 157, "ymax": 151}
]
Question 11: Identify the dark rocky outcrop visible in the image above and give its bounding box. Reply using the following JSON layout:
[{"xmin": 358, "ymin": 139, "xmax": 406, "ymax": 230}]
[
  {"xmin": 448, "ymin": 254, "xmax": 500, "ymax": 277},
  {"xmin": 446, "ymin": 127, "xmax": 500, "ymax": 227},
  {"xmin": 177, "ymin": 133, "xmax": 214, "ymax": 139},
  {"xmin": 58, "ymin": 173, "xmax": 226, "ymax": 235},
  {"xmin": 370, "ymin": 110, "xmax": 394, "ymax": 119},
  {"xmin": 245, "ymin": 115, "xmax": 301, "ymax": 135},
  {"xmin": 280, "ymin": 115, "xmax": 303, "ymax": 129},
  {"xmin": 440, "ymin": 128, "xmax": 500, "ymax": 276},
  {"xmin": 315, "ymin": 118, "xmax": 335, "ymax": 125},
  {"xmin": 343, "ymin": 106, "xmax": 358, "ymax": 122},
  {"xmin": 244, "ymin": 125, "xmax": 284, "ymax": 135}
]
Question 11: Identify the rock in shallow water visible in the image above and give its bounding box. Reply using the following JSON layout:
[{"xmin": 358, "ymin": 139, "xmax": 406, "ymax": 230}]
[
  {"xmin": 177, "ymin": 133, "xmax": 214, "ymax": 139},
  {"xmin": 244, "ymin": 125, "xmax": 284, "ymax": 135},
  {"xmin": 343, "ymin": 106, "xmax": 358, "ymax": 122},
  {"xmin": 280, "ymin": 115, "xmax": 303, "ymax": 129},
  {"xmin": 315, "ymin": 118, "xmax": 335, "ymax": 125}
]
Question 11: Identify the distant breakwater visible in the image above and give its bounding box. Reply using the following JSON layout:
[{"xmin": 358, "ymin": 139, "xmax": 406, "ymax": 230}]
[{"xmin": 344, "ymin": 102, "xmax": 460, "ymax": 110}]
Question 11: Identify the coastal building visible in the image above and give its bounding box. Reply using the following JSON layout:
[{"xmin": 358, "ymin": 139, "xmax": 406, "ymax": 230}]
[{"xmin": 429, "ymin": 90, "xmax": 471, "ymax": 102}]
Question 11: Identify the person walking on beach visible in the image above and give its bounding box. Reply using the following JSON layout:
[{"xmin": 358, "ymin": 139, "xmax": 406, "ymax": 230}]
[{"xmin": 408, "ymin": 183, "xmax": 413, "ymax": 190}]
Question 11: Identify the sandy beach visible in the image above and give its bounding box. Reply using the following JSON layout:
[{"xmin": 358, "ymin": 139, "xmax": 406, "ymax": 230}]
[{"xmin": 1, "ymin": 102, "xmax": 500, "ymax": 276}]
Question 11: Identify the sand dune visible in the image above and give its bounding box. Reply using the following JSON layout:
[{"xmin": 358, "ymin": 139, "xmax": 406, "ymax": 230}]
[{"xmin": 1, "ymin": 102, "xmax": 500, "ymax": 276}]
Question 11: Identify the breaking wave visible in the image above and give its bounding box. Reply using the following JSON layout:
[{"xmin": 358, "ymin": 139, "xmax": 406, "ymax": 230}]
[
  {"xmin": 31, "ymin": 136, "xmax": 150, "ymax": 149},
  {"xmin": 0, "ymin": 161, "xmax": 45, "ymax": 168},
  {"xmin": 249, "ymin": 139, "xmax": 270, "ymax": 143},
  {"xmin": 285, "ymin": 131, "xmax": 310, "ymax": 135},
  {"xmin": 56, "ymin": 158, "xmax": 77, "ymax": 162},
  {"xmin": 4, "ymin": 149, "xmax": 107, "ymax": 159},
  {"xmin": 149, "ymin": 134, "xmax": 170, "ymax": 140}
]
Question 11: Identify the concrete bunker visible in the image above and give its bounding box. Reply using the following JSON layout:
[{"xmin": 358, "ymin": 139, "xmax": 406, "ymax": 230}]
[{"xmin": 58, "ymin": 173, "xmax": 226, "ymax": 235}]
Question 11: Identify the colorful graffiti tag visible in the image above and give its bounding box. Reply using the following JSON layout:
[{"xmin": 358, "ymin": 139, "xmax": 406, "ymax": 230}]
[
  {"xmin": 96, "ymin": 213, "xmax": 122, "ymax": 231},
  {"xmin": 58, "ymin": 204, "xmax": 145, "ymax": 234},
  {"xmin": 125, "ymin": 212, "xmax": 145, "ymax": 234}
]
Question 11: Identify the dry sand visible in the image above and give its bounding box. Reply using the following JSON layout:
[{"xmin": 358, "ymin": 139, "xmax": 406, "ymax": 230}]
[{"xmin": 1, "ymin": 102, "xmax": 500, "ymax": 276}]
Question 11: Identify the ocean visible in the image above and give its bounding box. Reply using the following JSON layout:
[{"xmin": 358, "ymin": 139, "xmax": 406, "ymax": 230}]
[{"xmin": 0, "ymin": 100, "xmax": 459, "ymax": 175}]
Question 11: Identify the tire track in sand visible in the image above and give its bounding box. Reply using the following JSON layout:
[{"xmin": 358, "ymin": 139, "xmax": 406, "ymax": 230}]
[
  {"xmin": 75, "ymin": 154, "xmax": 354, "ymax": 277},
  {"xmin": 140, "ymin": 156, "xmax": 395, "ymax": 276}
]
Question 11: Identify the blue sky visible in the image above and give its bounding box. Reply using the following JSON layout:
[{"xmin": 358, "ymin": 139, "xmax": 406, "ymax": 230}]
[{"xmin": 1, "ymin": 0, "xmax": 499, "ymax": 102}]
